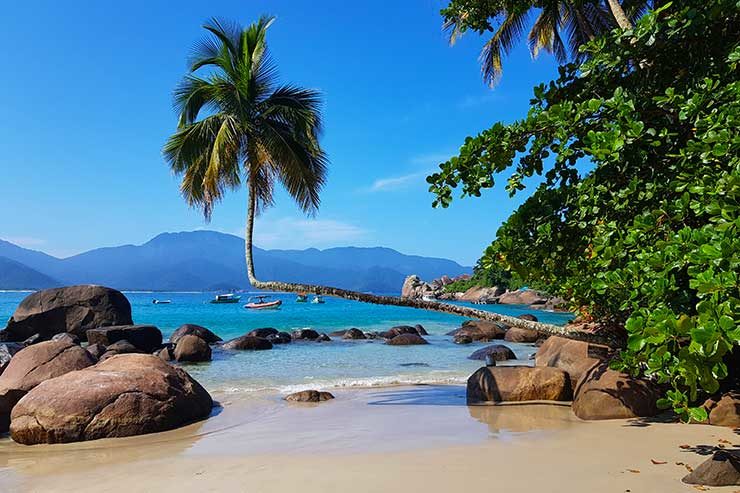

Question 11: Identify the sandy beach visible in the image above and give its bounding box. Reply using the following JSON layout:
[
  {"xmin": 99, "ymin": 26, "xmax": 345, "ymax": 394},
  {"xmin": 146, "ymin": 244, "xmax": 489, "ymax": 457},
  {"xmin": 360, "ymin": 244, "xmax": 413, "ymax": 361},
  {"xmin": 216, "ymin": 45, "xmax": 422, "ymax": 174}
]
[{"xmin": 0, "ymin": 385, "xmax": 736, "ymax": 493}]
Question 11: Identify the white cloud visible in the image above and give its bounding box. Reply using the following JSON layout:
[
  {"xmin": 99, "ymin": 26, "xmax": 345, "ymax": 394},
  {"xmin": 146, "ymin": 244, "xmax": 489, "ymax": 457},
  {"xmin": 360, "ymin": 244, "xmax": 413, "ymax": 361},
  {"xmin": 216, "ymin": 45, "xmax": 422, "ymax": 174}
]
[
  {"xmin": 409, "ymin": 153, "xmax": 453, "ymax": 166},
  {"xmin": 457, "ymin": 92, "xmax": 506, "ymax": 109},
  {"xmin": 253, "ymin": 217, "xmax": 369, "ymax": 249},
  {"xmin": 364, "ymin": 151, "xmax": 454, "ymax": 193},
  {"xmin": 4, "ymin": 236, "xmax": 46, "ymax": 248},
  {"xmin": 368, "ymin": 172, "xmax": 428, "ymax": 192}
]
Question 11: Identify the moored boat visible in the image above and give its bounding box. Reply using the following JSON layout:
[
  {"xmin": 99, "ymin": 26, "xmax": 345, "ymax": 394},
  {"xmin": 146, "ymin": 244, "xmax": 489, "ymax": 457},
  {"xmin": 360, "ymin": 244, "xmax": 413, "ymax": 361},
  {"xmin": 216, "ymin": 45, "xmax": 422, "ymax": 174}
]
[
  {"xmin": 245, "ymin": 295, "xmax": 282, "ymax": 310},
  {"xmin": 210, "ymin": 293, "xmax": 241, "ymax": 304},
  {"xmin": 152, "ymin": 299, "xmax": 172, "ymax": 304},
  {"xmin": 310, "ymin": 294, "xmax": 325, "ymax": 304},
  {"xmin": 296, "ymin": 294, "xmax": 308, "ymax": 303}
]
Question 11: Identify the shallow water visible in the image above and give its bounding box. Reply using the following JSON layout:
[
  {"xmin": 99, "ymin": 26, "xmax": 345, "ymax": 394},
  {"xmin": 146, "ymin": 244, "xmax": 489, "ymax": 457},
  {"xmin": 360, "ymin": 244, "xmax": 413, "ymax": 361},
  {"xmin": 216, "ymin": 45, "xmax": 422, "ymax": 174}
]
[{"xmin": 0, "ymin": 291, "xmax": 572, "ymax": 394}]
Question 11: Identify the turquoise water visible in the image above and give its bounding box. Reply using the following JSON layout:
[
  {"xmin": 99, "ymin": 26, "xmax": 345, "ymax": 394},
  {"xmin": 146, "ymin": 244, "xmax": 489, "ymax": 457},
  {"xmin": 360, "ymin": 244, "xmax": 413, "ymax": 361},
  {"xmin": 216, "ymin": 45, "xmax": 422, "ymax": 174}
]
[{"xmin": 0, "ymin": 291, "xmax": 572, "ymax": 394}]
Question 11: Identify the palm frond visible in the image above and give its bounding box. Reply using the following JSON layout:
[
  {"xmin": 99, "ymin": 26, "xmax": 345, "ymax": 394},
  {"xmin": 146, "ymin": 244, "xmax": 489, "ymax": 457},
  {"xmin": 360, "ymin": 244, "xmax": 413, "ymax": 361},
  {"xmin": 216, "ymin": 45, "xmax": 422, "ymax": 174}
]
[{"xmin": 480, "ymin": 8, "xmax": 531, "ymax": 87}]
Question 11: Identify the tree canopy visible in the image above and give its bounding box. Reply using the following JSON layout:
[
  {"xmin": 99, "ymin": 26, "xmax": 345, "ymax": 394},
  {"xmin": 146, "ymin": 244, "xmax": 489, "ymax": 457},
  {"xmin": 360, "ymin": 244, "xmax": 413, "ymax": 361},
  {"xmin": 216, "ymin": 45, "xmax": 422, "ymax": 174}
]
[{"xmin": 429, "ymin": 0, "xmax": 739, "ymax": 420}]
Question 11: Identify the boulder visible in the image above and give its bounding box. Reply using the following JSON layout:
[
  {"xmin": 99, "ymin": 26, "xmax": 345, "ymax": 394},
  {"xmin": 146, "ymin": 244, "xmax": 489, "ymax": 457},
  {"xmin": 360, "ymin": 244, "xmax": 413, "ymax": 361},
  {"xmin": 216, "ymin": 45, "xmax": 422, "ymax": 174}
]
[
  {"xmin": 535, "ymin": 336, "xmax": 609, "ymax": 388},
  {"xmin": 85, "ymin": 343, "xmax": 106, "ymax": 360},
  {"xmin": 246, "ymin": 328, "xmax": 278, "ymax": 339},
  {"xmin": 9, "ymin": 354, "xmax": 213, "ymax": 444},
  {"xmin": 51, "ymin": 333, "xmax": 80, "ymax": 345},
  {"xmin": 497, "ymin": 289, "xmax": 547, "ymax": 305},
  {"xmin": 467, "ymin": 366, "xmax": 572, "ymax": 403},
  {"xmin": 453, "ymin": 335, "xmax": 473, "ymax": 345},
  {"xmin": 504, "ymin": 327, "xmax": 539, "ymax": 343},
  {"xmin": 0, "ymin": 343, "xmax": 23, "ymax": 375},
  {"xmin": 98, "ymin": 340, "xmax": 142, "ymax": 362},
  {"xmin": 173, "ymin": 335, "xmax": 212, "ymax": 362},
  {"xmin": 342, "ymin": 328, "xmax": 366, "ymax": 340},
  {"xmin": 518, "ymin": 314, "xmax": 539, "ymax": 322},
  {"xmin": 86, "ymin": 325, "xmax": 162, "ymax": 353},
  {"xmin": 708, "ymin": 392, "xmax": 740, "ymax": 427},
  {"xmin": 284, "ymin": 390, "xmax": 335, "ymax": 402},
  {"xmin": 458, "ymin": 286, "xmax": 505, "ymax": 303},
  {"xmin": 0, "ymin": 341, "xmax": 96, "ymax": 431},
  {"xmin": 2, "ymin": 285, "xmax": 133, "ymax": 342},
  {"xmin": 682, "ymin": 450, "xmax": 740, "ymax": 487},
  {"xmin": 468, "ymin": 344, "xmax": 517, "ymax": 361},
  {"xmin": 266, "ymin": 332, "xmax": 292, "ymax": 344},
  {"xmin": 450, "ymin": 320, "xmax": 507, "ymax": 342},
  {"xmin": 386, "ymin": 334, "xmax": 428, "ymax": 346},
  {"xmin": 401, "ymin": 275, "xmax": 438, "ymax": 300},
  {"xmin": 156, "ymin": 346, "xmax": 173, "ymax": 362},
  {"xmin": 414, "ymin": 324, "xmax": 429, "ymax": 336},
  {"xmin": 328, "ymin": 330, "xmax": 347, "ymax": 337},
  {"xmin": 380, "ymin": 326, "xmax": 420, "ymax": 339},
  {"xmin": 291, "ymin": 329, "xmax": 319, "ymax": 340},
  {"xmin": 315, "ymin": 334, "xmax": 331, "ymax": 342},
  {"xmin": 223, "ymin": 336, "xmax": 273, "ymax": 351},
  {"xmin": 169, "ymin": 324, "xmax": 222, "ymax": 345},
  {"xmin": 572, "ymin": 363, "xmax": 661, "ymax": 420}
]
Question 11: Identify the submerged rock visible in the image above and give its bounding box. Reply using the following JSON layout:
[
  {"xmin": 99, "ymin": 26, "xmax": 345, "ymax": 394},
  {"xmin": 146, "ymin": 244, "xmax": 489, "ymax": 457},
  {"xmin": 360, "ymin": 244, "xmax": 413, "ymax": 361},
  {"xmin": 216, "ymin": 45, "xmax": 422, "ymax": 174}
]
[
  {"xmin": 173, "ymin": 335, "xmax": 211, "ymax": 362},
  {"xmin": 86, "ymin": 325, "xmax": 163, "ymax": 353},
  {"xmin": 386, "ymin": 334, "xmax": 428, "ymax": 346},
  {"xmin": 10, "ymin": 354, "xmax": 213, "ymax": 444},
  {"xmin": 284, "ymin": 390, "xmax": 335, "ymax": 402},
  {"xmin": 468, "ymin": 344, "xmax": 516, "ymax": 361},
  {"xmin": 682, "ymin": 450, "xmax": 740, "ymax": 486},
  {"xmin": 170, "ymin": 324, "xmax": 222, "ymax": 345},
  {"xmin": 223, "ymin": 335, "xmax": 273, "ymax": 350},
  {"xmin": 467, "ymin": 366, "xmax": 572, "ymax": 403},
  {"xmin": 2, "ymin": 285, "xmax": 133, "ymax": 342},
  {"xmin": 0, "ymin": 341, "xmax": 96, "ymax": 432}
]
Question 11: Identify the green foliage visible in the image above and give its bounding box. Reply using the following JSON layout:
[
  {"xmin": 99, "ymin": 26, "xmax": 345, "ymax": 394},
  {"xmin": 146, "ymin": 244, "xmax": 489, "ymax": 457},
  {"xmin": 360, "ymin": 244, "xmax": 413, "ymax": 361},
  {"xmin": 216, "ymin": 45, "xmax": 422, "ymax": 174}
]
[{"xmin": 429, "ymin": 0, "xmax": 740, "ymax": 420}]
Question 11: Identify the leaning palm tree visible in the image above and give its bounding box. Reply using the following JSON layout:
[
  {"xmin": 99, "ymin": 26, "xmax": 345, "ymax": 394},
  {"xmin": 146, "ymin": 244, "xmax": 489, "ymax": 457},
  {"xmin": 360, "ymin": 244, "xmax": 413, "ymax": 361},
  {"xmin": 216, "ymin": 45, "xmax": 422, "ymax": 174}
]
[{"xmin": 164, "ymin": 16, "xmax": 616, "ymax": 346}]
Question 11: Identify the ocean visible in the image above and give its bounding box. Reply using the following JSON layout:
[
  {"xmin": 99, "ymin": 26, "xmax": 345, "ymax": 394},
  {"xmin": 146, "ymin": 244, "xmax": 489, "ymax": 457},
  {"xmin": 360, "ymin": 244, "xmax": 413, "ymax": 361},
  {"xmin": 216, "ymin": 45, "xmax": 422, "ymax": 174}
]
[{"xmin": 0, "ymin": 291, "xmax": 572, "ymax": 395}]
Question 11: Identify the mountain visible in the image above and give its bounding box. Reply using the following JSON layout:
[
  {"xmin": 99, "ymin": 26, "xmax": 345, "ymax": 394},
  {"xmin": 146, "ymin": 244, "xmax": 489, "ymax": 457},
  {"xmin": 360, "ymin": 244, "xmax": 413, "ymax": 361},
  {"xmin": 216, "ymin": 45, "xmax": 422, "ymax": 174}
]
[
  {"xmin": 0, "ymin": 231, "xmax": 470, "ymax": 293},
  {"xmin": 0, "ymin": 257, "xmax": 61, "ymax": 290}
]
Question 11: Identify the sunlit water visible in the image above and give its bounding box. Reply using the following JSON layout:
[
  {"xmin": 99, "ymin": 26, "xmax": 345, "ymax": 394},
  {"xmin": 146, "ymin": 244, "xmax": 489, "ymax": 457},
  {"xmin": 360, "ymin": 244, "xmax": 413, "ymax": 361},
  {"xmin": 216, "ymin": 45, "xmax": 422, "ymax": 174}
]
[{"xmin": 0, "ymin": 291, "xmax": 572, "ymax": 395}]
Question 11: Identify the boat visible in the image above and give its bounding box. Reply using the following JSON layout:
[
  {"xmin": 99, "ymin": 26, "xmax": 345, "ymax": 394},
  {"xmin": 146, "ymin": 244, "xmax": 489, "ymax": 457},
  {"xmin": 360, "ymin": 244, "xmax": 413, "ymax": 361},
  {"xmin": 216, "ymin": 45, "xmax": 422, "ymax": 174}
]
[
  {"xmin": 296, "ymin": 294, "xmax": 308, "ymax": 303},
  {"xmin": 152, "ymin": 299, "xmax": 171, "ymax": 304},
  {"xmin": 310, "ymin": 294, "xmax": 325, "ymax": 304},
  {"xmin": 244, "ymin": 295, "xmax": 282, "ymax": 310},
  {"xmin": 210, "ymin": 293, "xmax": 241, "ymax": 304}
]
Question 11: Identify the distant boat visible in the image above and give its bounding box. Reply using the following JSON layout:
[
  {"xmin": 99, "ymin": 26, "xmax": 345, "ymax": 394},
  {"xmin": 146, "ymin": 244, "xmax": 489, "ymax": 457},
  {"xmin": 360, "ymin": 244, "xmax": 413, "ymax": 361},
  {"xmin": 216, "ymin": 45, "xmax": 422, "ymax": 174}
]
[
  {"xmin": 210, "ymin": 293, "xmax": 241, "ymax": 304},
  {"xmin": 310, "ymin": 295, "xmax": 325, "ymax": 304},
  {"xmin": 152, "ymin": 299, "xmax": 171, "ymax": 304},
  {"xmin": 296, "ymin": 294, "xmax": 308, "ymax": 303},
  {"xmin": 245, "ymin": 295, "xmax": 282, "ymax": 310}
]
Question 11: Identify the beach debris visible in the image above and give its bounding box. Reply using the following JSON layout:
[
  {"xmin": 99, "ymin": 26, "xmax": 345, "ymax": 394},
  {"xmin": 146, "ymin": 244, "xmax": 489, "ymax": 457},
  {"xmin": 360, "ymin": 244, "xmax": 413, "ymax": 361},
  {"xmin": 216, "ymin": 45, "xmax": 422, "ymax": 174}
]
[
  {"xmin": 680, "ymin": 444, "xmax": 692, "ymax": 449},
  {"xmin": 627, "ymin": 469, "xmax": 641, "ymax": 473},
  {"xmin": 651, "ymin": 459, "xmax": 667, "ymax": 465},
  {"xmin": 284, "ymin": 390, "xmax": 335, "ymax": 403}
]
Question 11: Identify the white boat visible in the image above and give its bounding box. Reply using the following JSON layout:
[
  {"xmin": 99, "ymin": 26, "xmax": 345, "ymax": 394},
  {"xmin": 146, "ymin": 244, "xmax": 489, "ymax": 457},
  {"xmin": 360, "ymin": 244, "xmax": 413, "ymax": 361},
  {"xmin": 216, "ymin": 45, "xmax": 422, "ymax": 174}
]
[
  {"xmin": 311, "ymin": 295, "xmax": 325, "ymax": 304},
  {"xmin": 210, "ymin": 293, "xmax": 241, "ymax": 304},
  {"xmin": 244, "ymin": 295, "xmax": 282, "ymax": 310},
  {"xmin": 152, "ymin": 299, "xmax": 171, "ymax": 304}
]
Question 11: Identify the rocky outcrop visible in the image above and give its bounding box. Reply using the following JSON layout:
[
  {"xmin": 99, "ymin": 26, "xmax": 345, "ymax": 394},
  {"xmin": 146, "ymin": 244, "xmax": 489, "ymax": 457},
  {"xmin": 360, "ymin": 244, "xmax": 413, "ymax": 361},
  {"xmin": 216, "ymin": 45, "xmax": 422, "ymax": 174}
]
[
  {"xmin": 51, "ymin": 333, "xmax": 80, "ymax": 345},
  {"xmin": 0, "ymin": 343, "xmax": 23, "ymax": 375},
  {"xmin": 706, "ymin": 392, "xmax": 740, "ymax": 427},
  {"xmin": 459, "ymin": 286, "xmax": 505, "ymax": 303},
  {"xmin": 386, "ymin": 334, "xmax": 429, "ymax": 346},
  {"xmin": 173, "ymin": 335, "xmax": 212, "ymax": 362},
  {"xmin": 86, "ymin": 325, "xmax": 162, "ymax": 353},
  {"xmin": 169, "ymin": 324, "xmax": 222, "ymax": 344},
  {"xmin": 497, "ymin": 289, "xmax": 548, "ymax": 305},
  {"xmin": 467, "ymin": 366, "xmax": 572, "ymax": 403},
  {"xmin": 682, "ymin": 450, "xmax": 740, "ymax": 487},
  {"xmin": 223, "ymin": 335, "xmax": 273, "ymax": 350},
  {"xmin": 315, "ymin": 333, "xmax": 331, "ymax": 342},
  {"xmin": 9, "ymin": 354, "xmax": 213, "ymax": 444},
  {"xmin": 284, "ymin": 390, "xmax": 335, "ymax": 402},
  {"xmin": 246, "ymin": 328, "xmax": 278, "ymax": 339},
  {"xmin": 535, "ymin": 336, "xmax": 610, "ymax": 388},
  {"xmin": 468, "ymin": 344, "xmax": 516, "ymax": 361},
  {"xmin": 572, "ymin": 363, "xmax": 661, "ymax": 420},
  {"xmin": 98, "ymin": 340, "xmax": 142, "ymax": 361},
  {"xmin": 380, "ymin": 326, "xmax": 421, "ymax": 339},
  {"xmin": 0, "ymin": 341, "xmax": 96, "ymax": 432},
  {"xmin": 266, "ymin": 332, "xmax": 292, "ymax": 344},
  {"xmin": 450, "ymin": 320, "xmax": 507, "ymax": 343},
  {"xmin": 504, "ymin": 327, "xmax": 539, "ymax": 343},
  {"xmin": 1, "ymin": 285, "xmax": 133, "ymax": 342},
  {"xmin": 291, "ymin": 329, "xmax": 319, "ymax": 340},
  {"xmin": 85, "ymin": 343, "xmax": 106, "ymax": 360},
  {"xmin": 342, "ymin": 328, "xmax": 366, "ymax": 340}
]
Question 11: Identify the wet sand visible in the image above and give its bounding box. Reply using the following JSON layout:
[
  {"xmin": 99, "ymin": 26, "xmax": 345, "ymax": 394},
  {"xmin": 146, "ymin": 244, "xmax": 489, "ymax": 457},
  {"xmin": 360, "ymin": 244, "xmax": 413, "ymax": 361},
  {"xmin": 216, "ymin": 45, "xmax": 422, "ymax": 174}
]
[{"xmin": 0, "ymin": 385, "xmax": 736, "ymax": 492}]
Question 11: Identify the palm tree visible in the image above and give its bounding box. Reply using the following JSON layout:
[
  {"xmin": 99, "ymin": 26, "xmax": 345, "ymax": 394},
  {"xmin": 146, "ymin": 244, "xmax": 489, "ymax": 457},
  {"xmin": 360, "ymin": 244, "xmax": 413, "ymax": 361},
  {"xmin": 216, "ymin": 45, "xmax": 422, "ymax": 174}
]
[
  {"xmin": 164, "ymin": 16, "xmax": 616, "ymax": 346},
  {"xmin": 444, "ymin": 0, "xmax": 648, "ymax": 86}
]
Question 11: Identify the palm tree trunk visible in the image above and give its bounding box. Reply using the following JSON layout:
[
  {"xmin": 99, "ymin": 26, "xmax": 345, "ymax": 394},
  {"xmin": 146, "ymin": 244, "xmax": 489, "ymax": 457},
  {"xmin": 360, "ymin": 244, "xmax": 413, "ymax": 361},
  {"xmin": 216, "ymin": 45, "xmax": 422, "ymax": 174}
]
[
  {"xmin": 571, "ymin": 2, "xmax": 596, "ymax": 41},
  {"xmin": 606, "ymin": 0, "xmax": 632, "ymax": 30},
  {"xmin": 243, "ymin": 190, "xmax": 620, "ymax": 347}
]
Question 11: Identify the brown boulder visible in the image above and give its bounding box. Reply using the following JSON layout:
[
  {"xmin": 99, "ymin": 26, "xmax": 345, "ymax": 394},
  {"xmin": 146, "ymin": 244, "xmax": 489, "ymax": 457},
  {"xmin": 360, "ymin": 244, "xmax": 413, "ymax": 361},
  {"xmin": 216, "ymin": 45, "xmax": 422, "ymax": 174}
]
[
  {"xmin": 0, "ymin": 341, "xmax": 96, "ymax": 431},
  {"xmin": 10, "ymin": 354, "xmax": 213, "ymax": 444},
  {"xmin": 291, "ymin": 329, "xmax": 319, "ymax": 340},
  {"xmin": 342, "ymin": 328, "xmax": 366, "ymax": 340},
  {"xmin": 468, "ymin": 344, "xmax": 516, "ymax": 361},
  {"xmin": 246, "ymin": 327, "xmax": 278, "ymax": 339},
  {"xmin": 0, "ymin": 343, "xmax": 23, "ymax": 375},
  {"xmin": 504, "ymin": 327, "xmax": 540, "ymax": 343},
  {"xmin": 169, "ymin": 324, "xmax": 222, "ymax": 344},
  {"xmin": 498, "ymin": 289, "xmax": 546, "ymax": 305},
  {"xmin": 386, "ymin": 334, "xmax": 429, "ymax": 346},
  {"xmin": 380, "ymin": 326, "xmax": 420, "ymax": 339},
  {"xmin": 518, "ymin": 314, "xmax": 539, "ymax": 322},
  {"xmin": 535, "ymin": 336, "xmax": 609, "ymax": 388},
  {"xmin": 222, "ymin": 335, "xmax": 273, "ymax": 350},
  {"xmin": 451, "ymin": 320, "xmax": 507, "ymax": 342},
  {"xmin": 467, "ymin": 366, "xmax": 572, "ymax": 403},
  {"xmin": 284, "ymin": 390, "xmax": 335, "ymax": 402},
  {"xmin": 572, "ymin": 363, "xmax": 661, "ymax": 420},
  {"xmin": 85, "ymin": 343, "xmax": 106, "ymax": 360},
  {"xmin": 266, "ymin": 332, "xmax": 292, "ymax": 344},
  {"xmin": 86, "ymin": 325, "xmax": 162, "ymax": 353},
  {"xmin": 682, "ymin": 450, "xmax": 740, "ymax": 487},
  {"xmin": 1, "ymin": 285, "xmax": 133, "ymax": 342},
  {"xmin": 173, "ymin": 335, "xmax": 212, "ymax": 362},
  {"xmin": 708, "ymin": 392, "xmax": 740, "ymax": 427},
  {"xmin": 98, "ymin": 340, "xmax": 142, "ymax": 362}
]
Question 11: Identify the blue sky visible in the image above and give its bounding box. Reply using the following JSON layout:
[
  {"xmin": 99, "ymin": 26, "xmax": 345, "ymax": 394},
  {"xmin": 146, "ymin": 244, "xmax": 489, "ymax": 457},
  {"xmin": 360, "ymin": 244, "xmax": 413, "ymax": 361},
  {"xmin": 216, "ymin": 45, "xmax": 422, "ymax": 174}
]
[{"xmin": 0, "ymin": 0, "xmax": 560, "ymax": 265}]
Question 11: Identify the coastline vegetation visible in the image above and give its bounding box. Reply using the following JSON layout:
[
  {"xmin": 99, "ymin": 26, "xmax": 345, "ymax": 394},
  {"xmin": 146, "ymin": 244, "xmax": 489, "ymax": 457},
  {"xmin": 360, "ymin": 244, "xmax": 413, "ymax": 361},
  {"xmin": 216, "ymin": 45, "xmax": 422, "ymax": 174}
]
[{"xmin": 429, "ymin": 0, "xmax": 739, "ymax": 420}]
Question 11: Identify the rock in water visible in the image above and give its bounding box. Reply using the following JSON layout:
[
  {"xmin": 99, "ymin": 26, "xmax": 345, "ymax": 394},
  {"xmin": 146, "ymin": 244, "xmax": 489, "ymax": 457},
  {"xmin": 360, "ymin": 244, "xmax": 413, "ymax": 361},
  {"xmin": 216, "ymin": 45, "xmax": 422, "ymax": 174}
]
[
  {"xmin": 342, "ymin": 328, "xmax": 366, "ymax": 340},
  {"xmin": 682, "ymin": 450, "xmax": 740, "ymax": 486},
  {"xmin": 246, "ymin": 328, "xmax": 278, "ymax": 339},
  {"xmin": 10, "ymin": 354, "xmax": 213, "ymax": 445},
  {"xmin": 449, "ymin": 320, "xmax": 507, "ymax": 342},
  {"xmin": 291, "ymin": 329, "xmax": 319, "ymax": 340},
  {"xmin": 284, "ymin": 390, "xmax": 335, "ymax": 402},
  {"xmin": 266, "ymin": 332, "xmax": 292, "ymax": 344},
  {"xmin": 380, "ymin": 326, "xmax": 420, "ymax": 339},
  {"xmin": 98, "ymin": 339, "xmax": 141, "ymax": 362},
  {"xmin": 169, "ymin": 324, "xmax": 222, "ymax": 344},
  {"xmin": 535, "ymin": 336, "xmax": 610, "ymax": 388},
  {"xmin": 386, "ymin": 334, "xmax": 429, "ymax": 346},
  {"xmin": 222, "ymin": 335, "xmax": 273, "ymax": 350},
  {"xmin": 468, "ymin": 344, "xmax": 516, "ymax": 361},
  {"xmin": 572, "ymin": 363, "xmax": 661, "ymax": 420},
  {"xmin": 173, "ymin": 335, "xmax": 212, "ymax": 362},
  {"xmin": 86, "ymin": 325, "xmax": 162, "ymax": 353},
  {"xmin": 0, "ymin": 341, "xmax": 96, "ymax": 432},
  {"xmin": 2, "ymin": 285, "xmax": 133, "ymax": 342},
  {"xmin": 467, "ymin": 366, "xmax": 572, "ymax": 403}
]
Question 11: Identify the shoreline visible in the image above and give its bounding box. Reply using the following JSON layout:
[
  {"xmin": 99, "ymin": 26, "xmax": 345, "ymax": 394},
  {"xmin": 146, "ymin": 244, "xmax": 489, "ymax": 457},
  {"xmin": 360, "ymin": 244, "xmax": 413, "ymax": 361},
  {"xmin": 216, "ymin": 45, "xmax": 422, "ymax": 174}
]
[{"xmin": 0, "ymin": 384, "xmax": 735, "ymax": 492}]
